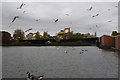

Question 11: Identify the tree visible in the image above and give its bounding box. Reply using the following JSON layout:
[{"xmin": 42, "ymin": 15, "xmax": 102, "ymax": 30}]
[
  {"xmin": 13, "ymin": 29, "xmax": 25, "ymax": 40},
  {"xmin": 43, "ymin": 32, "xmax": 50, "ymax": 38},
  {"xmin": 0, "ymin": 31, "xmax": 11, "ymax": 44},
  {"xmin": 67, "ymin": 31, "xmax": 74, "ymax": 39},
  {"xmin": 112, "ymin": 31, "xmax": 118, "ymax": 36},
  {"xmin": 35, "ymin": 32, "xmax": 41, "ymax": 40}
]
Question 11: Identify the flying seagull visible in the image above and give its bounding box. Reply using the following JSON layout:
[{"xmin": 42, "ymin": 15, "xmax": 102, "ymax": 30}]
[
  {"xmin": 9, "ymin": 16, "xmax": 19, "ymax": 27},
  {"xmin": 17, "ymin": 3, "xmax": 25, "ymax": 9},
  {"xmin": 96, "ymin": 25, "xmax": 98, "ymax": 28},
  {"xmin": 53, "ymin": 19, "xmax": 59, "ymax": 23},
  {"xmin": 25, "ymin": 28, "xmax": 32, "ymax": 32},
  {"xmin": 108, "ymin": 20, "xmax": 112, "ymax": 22},
  {"xmin": 96, "ymin": 14, "xmax": 99, "ymax": 16},
  {"xmin": 65, "ymin": 14, "xmax": 69, "ymax": 16},
  {"xmin": 108, "ymin": 9, "xmax": 111, "ymax": 11},
  {"xmin": 35, "ymin": 19, "xmax": 40, "ymax": 21},
  {"xmin": 87, "ymin": 6, "xmax": 93, "ymax": 11},
  {"xmin": 12, "ymin": 16, "xmax": 19, "ymax": 23},
  {"xmin": 92, "ymin": 14, "xmax": 99, "ymax": 18},
  {"xmin": 23, "ymin": 11, "xmax": 26, "ymax": 13}
]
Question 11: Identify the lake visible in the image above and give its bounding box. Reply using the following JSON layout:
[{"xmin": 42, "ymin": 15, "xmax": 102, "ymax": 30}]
[{"xmin": 2, "ymin": 46, "xmax": 119, "ymax": 78}]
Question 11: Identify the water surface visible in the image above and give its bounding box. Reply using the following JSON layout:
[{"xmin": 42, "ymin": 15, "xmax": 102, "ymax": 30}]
[{"xmin": 2, "ymin": 46, "xmax": 119, "ymax": 78}]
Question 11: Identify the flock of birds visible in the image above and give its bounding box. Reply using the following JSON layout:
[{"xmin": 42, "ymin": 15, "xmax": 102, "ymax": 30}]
[
  {"xmin": 26, "ymin": 72, "xmax": 44, "ymax": 80},
  {"xmin": 8, "ymin": 3, "xmax": 118, "ymax": 34},
  {"xmin": 64, "ymin": 48, "xmax": 88, "ymax": 55}
]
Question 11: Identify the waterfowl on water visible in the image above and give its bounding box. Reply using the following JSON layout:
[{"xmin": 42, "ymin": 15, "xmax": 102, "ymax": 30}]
[
  {"xmin": 30, "ymin": 75, "xmax": 44, "ymax": 80},
  {"xmin": 26, "ymin": 72, "xmax": 31, "ymax": 80},
  {"xmin": 64, "ymin": 50, "xmax": 67, "ymax": 53}
]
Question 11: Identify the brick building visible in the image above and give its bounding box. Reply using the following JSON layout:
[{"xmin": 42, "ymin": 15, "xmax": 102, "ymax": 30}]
[
  {"xmin": 115, "ymin": 35, "xmax": 120, "ymax": 50},
  {"xmin": 101, "ymin": 35, "xmax": 115, "ymax": 47}
]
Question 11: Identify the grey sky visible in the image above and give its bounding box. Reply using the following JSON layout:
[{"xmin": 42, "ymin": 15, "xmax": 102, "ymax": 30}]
[{"xmin": 1, "ymin": 2, "xmax": 118, "ymax": 37}]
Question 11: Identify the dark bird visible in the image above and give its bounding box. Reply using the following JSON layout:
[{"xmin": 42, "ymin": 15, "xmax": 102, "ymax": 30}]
[
  {"xmin": 96, "ymin": 25, "xmax": 98, "ymax": 27},
  {"xmin": 35, "ymin": 19, "xmax": 40, "ymax": 21},
  {"xmin": 53, "ymin": 19, "xmax": 59, "ymax": 23},
  {"xmin": 108, "ymin": 20, "xmax": 112, "ymax": 22},
  {"xmin": 87, "ymin": 6, "xmax": 93, "ymax": 11},
  {"xmin": 65, "ymin": 14, "xmax": 69, "ymax": 16},
  {"xmin": 11, "ymin": 16, "xmax": 19, "ymax": 23},
  {"xmin": 9, "ymin": 16, "xmax": 19, "ymax": 27},
  {"xmin": 96, "ymin": 14, "xmax": 99, "ymax": 16},
  {"xmin": 80, "ymin": 52, "xmax": 82, "ymax": 54},
  {"xmin": 81, "ymin": 49, "xmax": 84, "ymax": 51},
  {"xmin": 17, "ymin": 3, "xmax": 25, "ymax": 9},
  {"xmin": 25, "ymin": 28, "xmax": 32, "ymax": 32},
  {"xmin": 92, "ymin": 14, "xmax": 99, "ymax": 18},
  {"xmin": 85, "ymin": 50, "xmax": 88, "ymax": 51},
  {"xmin": 115, "ymin": 6, "xmax": 118, "ymax": 7},
  {"xmin": 92, "ymin": 15, "xmax": 95, "ymax": 18},
  {"xmin": 30, "ymin": 75, "xmax": 44, "ymax": 80},
  {"xmin": 108, "ymin": 9, "xmax": 111, "ymax": 11},
  {"xmin": 23, "ymin": 11, "xmax": 26, "ymax": 13}
]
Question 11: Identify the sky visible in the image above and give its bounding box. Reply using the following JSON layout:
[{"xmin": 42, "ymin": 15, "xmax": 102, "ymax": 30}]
[{"xmin": 0, "ymin": 1, "xmax": 119, "ymax": 37}]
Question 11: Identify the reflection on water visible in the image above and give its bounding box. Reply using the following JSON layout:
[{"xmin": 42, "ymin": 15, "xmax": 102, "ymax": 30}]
[{"xmin": 2, "ymin": 46, "xmax": 119, "ymax": 78}]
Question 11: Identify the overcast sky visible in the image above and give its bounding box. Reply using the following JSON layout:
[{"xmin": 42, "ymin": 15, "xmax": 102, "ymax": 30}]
[{"xmin": 1, "ymin": 2, "xmax": 119, "ymax": 37}]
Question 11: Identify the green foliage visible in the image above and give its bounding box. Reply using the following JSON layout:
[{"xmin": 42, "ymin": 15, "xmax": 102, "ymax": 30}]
[
  {"xmin": 63, "ymin": 32, "xmax": 87, "ymax": 39},
  {"xmin": 35, "ymin": 32, "xmax": 41, "ymax": 40},
  {"xmin": 43, "ymin": 32, "xmax": 50, "ymax": 38},
  {"xmin": 112, "ymin": 31, "xmax": 118, "ymax": 36},
  {"xmin": 13, "ymin": 29, "xmax": 25, "ymax": 40}
]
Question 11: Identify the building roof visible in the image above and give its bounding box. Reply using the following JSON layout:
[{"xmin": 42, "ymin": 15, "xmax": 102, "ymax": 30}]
[{"xmin": 101, "ymin": 34, "xmax": 120, "ymax": 38}]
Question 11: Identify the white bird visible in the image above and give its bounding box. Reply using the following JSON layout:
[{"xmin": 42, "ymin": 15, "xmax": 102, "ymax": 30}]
[{"xmin": 64, "ymin": 50, "xmax": 67, "ymax": 53}]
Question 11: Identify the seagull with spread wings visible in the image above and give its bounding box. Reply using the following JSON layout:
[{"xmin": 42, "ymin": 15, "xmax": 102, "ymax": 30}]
[
  {"xmin": 25, "ymin": 28, "xmax": 32, "ymax": 32},
  {"xmin": 87, "ymin": 6, "xmax": 93, "ymax": 11},
  {"xmin": 9, "ymin": 16, "xmax": 19, "ymax": 27},
  {"xmin": 53, "ymin": 19, "xmax": 59, "ymax": 23},
  {"xmin": 17, "ymin": 3, "xmax": 25, "ymax": 9}
]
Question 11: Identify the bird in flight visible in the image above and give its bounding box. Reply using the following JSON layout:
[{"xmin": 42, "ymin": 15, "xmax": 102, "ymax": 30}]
[
  {"xmin": 25, "ymin": 28, "xmax": 32, "ymax": 32},
  {"xmin": 53, "ymin": 19, "xmax": 59, "ymax": 23},
  {"xmin": 9, "ymin": 16, "xmax": 19, "ymax": 27},
  {"xmin": 108, "ymin": 20, "xmax": 112, "ymax": 22},
  {"xmin": 65, "ymin": 14, "xmax": 69, "ymax": 16},
  {"xmin": 92, "ymin": 14, "xmax": 99, "ymax": 18},
  {"xmin": 12, "ymin": 16, "xmax": 19, "ymax": 23},
  {"xmin": 17, "ymin": 3, "xmax": 25, "ymax": 9},
  {"xmin": 34, "ymin": 19, "xmax": 40, "ymax": 21},
  {"xmin": 108, "ymin": 9, "xmax": 111, "ymax": 11},
  {"xmin": 23, "ymin": 11, "xmax": 26, "ymax": 13},
  {"xmin": 87, "ymin": 6, "xmax": 93, "ymax": 11},
  {"xmin": 96, "ymin": 25, "xmax": 98, "ymax": 27}
]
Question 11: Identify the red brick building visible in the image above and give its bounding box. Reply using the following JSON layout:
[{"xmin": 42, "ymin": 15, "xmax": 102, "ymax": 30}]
[
  {"xmin": 101, "ymin": 35, "xmax": 115, "ymax": 47},
  {"xmin": 115, "ymin": 35, "xmax": 120, "ymax": 50}
]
